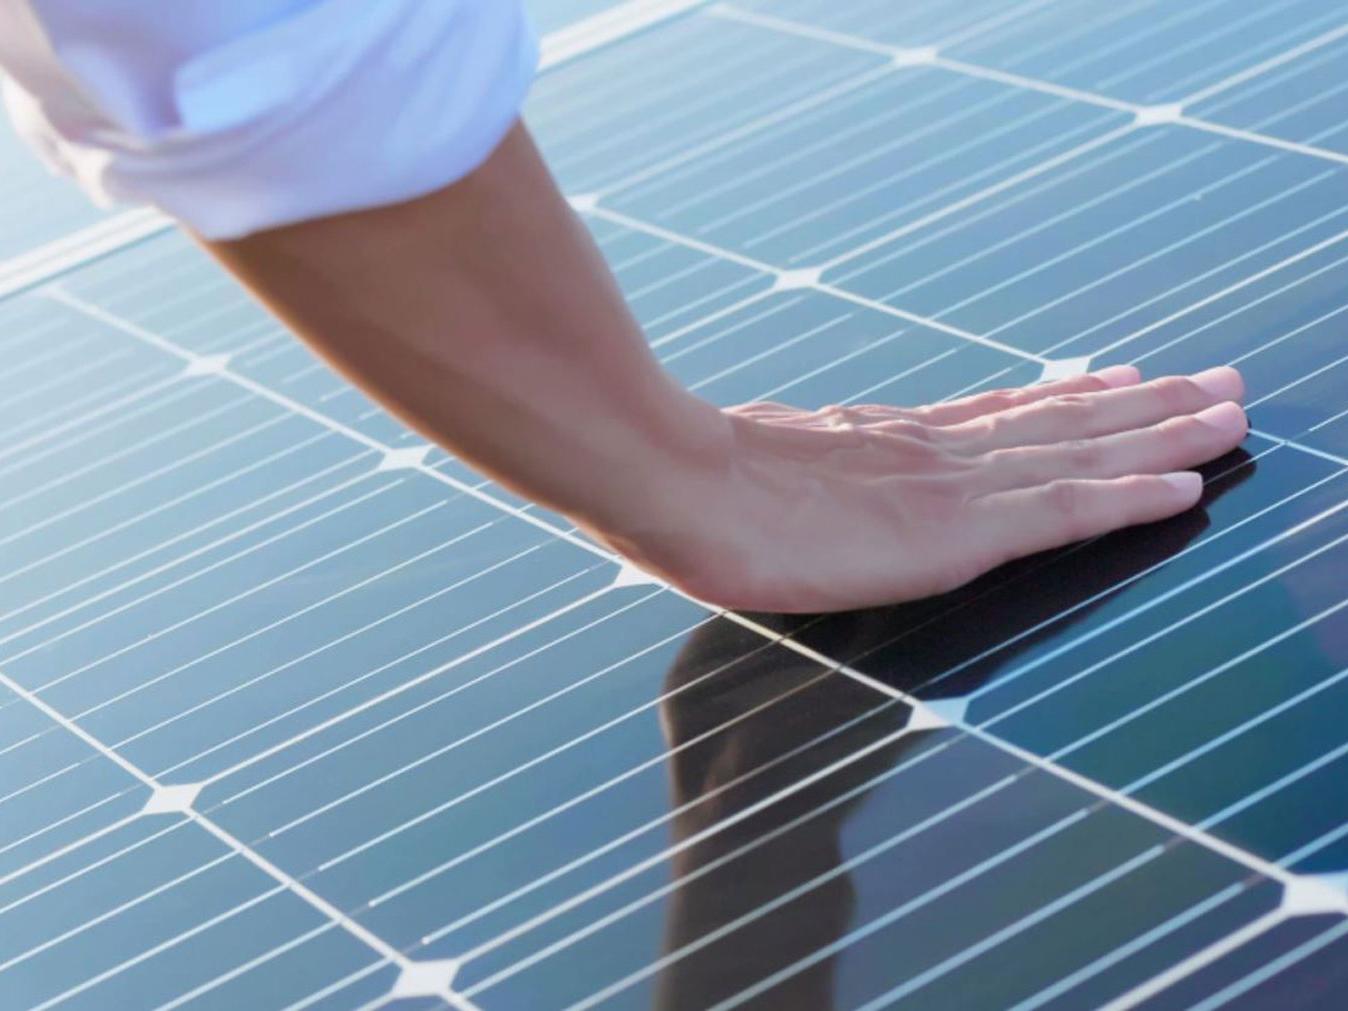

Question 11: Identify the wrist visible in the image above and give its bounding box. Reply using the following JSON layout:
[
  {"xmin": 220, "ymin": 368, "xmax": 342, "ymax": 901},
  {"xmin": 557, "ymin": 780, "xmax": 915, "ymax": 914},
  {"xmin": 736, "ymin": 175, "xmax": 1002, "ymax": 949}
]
[{"xmin": 574, "ymin": 387, "xmax": 740, "ymax": 580}]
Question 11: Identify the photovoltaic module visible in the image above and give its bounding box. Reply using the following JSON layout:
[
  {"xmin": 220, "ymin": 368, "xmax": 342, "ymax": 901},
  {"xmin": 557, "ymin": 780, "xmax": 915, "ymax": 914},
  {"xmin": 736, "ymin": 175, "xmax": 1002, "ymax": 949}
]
[{"xmin": 2, "ymin": 0, "xmax": 1348, "ymax": 1008}]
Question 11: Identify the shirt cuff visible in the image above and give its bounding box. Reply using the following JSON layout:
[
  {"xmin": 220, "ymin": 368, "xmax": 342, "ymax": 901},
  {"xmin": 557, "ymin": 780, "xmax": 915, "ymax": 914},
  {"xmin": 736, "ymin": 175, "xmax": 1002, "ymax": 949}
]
[{"xmin": 8, "ymin": 0, "xmax": 538, "ymax": 239}]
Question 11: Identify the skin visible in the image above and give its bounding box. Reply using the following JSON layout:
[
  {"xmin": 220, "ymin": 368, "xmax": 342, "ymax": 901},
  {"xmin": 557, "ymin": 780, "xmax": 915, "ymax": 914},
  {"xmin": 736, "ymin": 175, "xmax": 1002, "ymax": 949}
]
[{"xmin": 199, "ymin": 122, "xmax": 1249, "ymax": 614}]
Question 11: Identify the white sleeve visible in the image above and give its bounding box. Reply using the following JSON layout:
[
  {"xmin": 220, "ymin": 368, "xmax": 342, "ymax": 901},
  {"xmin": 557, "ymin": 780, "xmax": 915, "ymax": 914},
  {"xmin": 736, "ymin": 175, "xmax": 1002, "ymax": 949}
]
[{"xmin": 0, "ymin": 0, "xmax": 539, "ymax": 239}]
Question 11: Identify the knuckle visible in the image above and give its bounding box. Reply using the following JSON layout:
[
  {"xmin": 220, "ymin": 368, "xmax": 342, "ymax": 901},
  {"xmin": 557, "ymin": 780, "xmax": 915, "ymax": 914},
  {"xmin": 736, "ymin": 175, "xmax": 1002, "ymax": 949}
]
[
  {"xmin": 1035, "ymin": 393, "xmax": 1096, "ymax": 426},
  {"xmin": 905, "ymin": 404, "xmax": 940, "ymax": 427},
  {"xmin": 891, "ymin": 418, "xmax": 938, "ymax": 442},
  {"xmin": 1158, "ymin": 413, "xmax": 1208, "ymax": 444},
  {"xmin": 1045, "ymin": 392, "xmax": 1094, "ymax": 413},
  {"xmin": 909, "ymin": 474, "xmax": 974, "ymax": 518},
  {"xmin": 985, "ymin": 445, "xmax": 1035, "ymax": 475},
  {"xmin": 817, "ymin": 404, "xmax": 859, "ymax": 429},
  {"xmin": 978, "ymin": 389, "xmax": 1027, "ymax": 412},
  {"xmin": 1044, "ymin": 480, "xmax": 1093, "ymax": 537},
  {"xmin": 726, "ymin": 401, "xmax": 789, "ymax": 418},
  {"xmin": 1151, "ymin": 376, "xmax": 1200, "ymax": 409},
  {"xmin": 1061, "ymin": 438, "xmax": 1102, "ymax": 470},
  {"xmin": 960, "ymin": 413, "xmax": 1006, "ymax": 446},
  {"xmin": 883, "ymin": 430, "xmax": 950, "ymax": 466}
]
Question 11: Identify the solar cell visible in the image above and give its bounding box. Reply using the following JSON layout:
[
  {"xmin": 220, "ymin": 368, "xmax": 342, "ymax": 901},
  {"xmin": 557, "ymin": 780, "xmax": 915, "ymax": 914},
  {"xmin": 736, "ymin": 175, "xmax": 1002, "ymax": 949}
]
[
  {"xmin": 3, "ymin": 0, "xmax": 1348, "ymax": 1008},
  {"xmin": 0, "ymin": 115, "xmax": 108, "ymax": 262},
  {"xmin": 530, "ymin": 0, "xmax": 635, "ymax": 33}
]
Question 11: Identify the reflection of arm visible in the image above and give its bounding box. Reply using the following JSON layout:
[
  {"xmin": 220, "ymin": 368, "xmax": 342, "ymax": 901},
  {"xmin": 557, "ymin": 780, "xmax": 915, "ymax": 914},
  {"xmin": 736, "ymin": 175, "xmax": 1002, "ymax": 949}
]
[{"xmin": 655, "ymin": 621, "xmax": 912, "ymax": 1010}]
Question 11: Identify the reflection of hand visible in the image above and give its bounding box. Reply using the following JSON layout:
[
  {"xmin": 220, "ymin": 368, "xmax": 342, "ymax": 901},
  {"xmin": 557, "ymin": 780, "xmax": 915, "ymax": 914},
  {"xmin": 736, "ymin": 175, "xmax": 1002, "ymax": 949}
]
[{"xmin": 614, "ymin": 365, "xmax": 1246, "ymax": 613}]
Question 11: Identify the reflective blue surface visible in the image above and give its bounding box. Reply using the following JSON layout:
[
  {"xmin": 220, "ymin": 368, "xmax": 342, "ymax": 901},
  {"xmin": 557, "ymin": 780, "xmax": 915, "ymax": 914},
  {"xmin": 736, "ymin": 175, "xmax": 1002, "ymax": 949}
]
[
  {"xmin": 526, "ymin": 0, "xmax": 625, "ymax": 34},
  {"xmin": 3, "ymin": 1, "xmax": 1348, "ymax": 1009}
]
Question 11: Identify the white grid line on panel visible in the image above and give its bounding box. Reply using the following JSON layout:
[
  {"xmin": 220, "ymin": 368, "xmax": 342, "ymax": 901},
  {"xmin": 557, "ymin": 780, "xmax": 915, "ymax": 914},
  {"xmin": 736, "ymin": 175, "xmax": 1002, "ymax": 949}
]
[
  {"xmin": 969, "ymin": 501, "xmax": 1348, "ymax": 725},
  {"xmin": 297, "ymin": 625, "xmax": 832, "ymax": 891},
  {"xmin": 0, "ymin": 850, "xmax": 235, "ymax": 976},
  {"xmin": 1181, "ymin": 19, "xmax": 1348, "ymax": 106},
  {"xmin": 110, "ymin": 543, "xmax": 580, "ymax": 755},
  {"xmin": 909, "ymin": 462, "xmax": 1345, "ymax": 704},
  {"xmin": 150, "ymin": 921, "xmax": 337, "ymax": 1011},
  {"xmin": 0, "ymin": 430, "xmax": 343, "ymax": 612},
  {"xmin": 149, "ymin": 565, "xmax": 609, "ymax": 785},
  {"xmin": 456, "ymin": 728, "xmax": 983, "ymax": 988},
  {"xmin": 0, "ymin": 400, "xmax": 278, "ymax": 543},
  {"xmin": 279, "ymin": 960, "xmax": 390, "ymax": 1011},
  {"xmin": 597, "ymin": 61, "xmax": 899, "ymax": 200},
  {"xmin": 4, "ymin": 478, "xmax": 409, "ymax": 675},
  {"xmin": 1054, "ymin": 201, "xmax": 1348, "ymax": 362},
  {"xmin": 1187, "ymin": 918, "xmax": 1348, "ymax": 1010},
  {"xmin": 588, "ymin": 206, "xmax": 1049, "ymax": 363},
  {"xmin": 728, "ymin": 844, "xmax": 1168, "ymax": 1011},
  {"xmin": 0, "ymin": 664, "xmax": 471, "ymax": 1009},
  {"xmin": 710, "ymin": 3, "xmax": 1348, "ymax": 167},
  {"xmin": 186, "ymin": 581, "xmax": 645, "ymax": 806},
  {"xmin": 0, "ymin": 209, "xmax": 171, "ymax": 301},
  {"xmin": 539, "ymin": 0, "xmax": 714, "ymax": 69},
  {"xmin": 0, "ymin": 665, "xmax": 447, "ymax": 992},
  {"xmin": 40, "ymin": 287, "xmax": 615, "ymax": 563},
  {"xmin": 962, "ymin": 163, "xmax": 1338, "ymax": 345},
  {"xmin": 0, "ymin": 787, "xmax": 137, "ymax": 869},
  {"xmin": 0, "ymin": 370, "xmax": 196, "ymax": 472},
  {"xmin": 1100, "ymin": 908, "xmax": 1290, "ymax": 1010},
  {"xmin": 411, "ymin": 696, "xmax": 911, "ymax": 949},
  {"xmin": 1010, "ymin": 881, "xmax": 1252, "ymax": 1010},
  {"xmin": 0, "ymin": 362, "xmax": 180, "ymax": 452},
  {"xmin": 65, "ymin": 516, "xmax": 500, "ymax": 726},
  {"xmin": 212, "ymin": 591, "xmax": 688, "ymax": 837},
  {"xmin": 0, "ymin": 456, "xmax": 377, "ymax": 666},
  {"xmin": 24, "ymin": 886, "xmax": 290, "ymax": 1011},
  {"xmin": 0, "ymin": 817, "xmax": 188, "ymax": 917},
  {"xmin": 586, "ymin": 201, "xmax": 1348, "ymax": 471}
]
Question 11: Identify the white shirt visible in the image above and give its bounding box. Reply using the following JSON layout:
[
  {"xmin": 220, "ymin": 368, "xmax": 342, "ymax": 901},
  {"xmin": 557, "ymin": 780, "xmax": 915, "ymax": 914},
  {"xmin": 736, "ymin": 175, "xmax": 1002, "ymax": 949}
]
[{"xmin": 0, "ymin": 0, "xmax": 538, "ymax": 238}]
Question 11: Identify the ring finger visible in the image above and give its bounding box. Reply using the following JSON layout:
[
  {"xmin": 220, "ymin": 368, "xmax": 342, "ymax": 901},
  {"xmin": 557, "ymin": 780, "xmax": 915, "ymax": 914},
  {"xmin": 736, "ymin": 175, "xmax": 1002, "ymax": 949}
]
[{"xmin": 971, "ymin": 401, "xmax": 1247, "ymax": 495}]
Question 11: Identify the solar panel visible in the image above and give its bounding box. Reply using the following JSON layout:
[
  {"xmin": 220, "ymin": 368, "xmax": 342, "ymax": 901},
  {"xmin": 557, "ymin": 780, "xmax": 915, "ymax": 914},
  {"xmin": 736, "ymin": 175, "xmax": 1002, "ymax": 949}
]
[
  {"xmin": 0, "ymin": 115, "xmax": 107, "ymax": 262},
  {"xmin": 2, "ymin": 0, "xmax": 1348, "ymax": 1008}
]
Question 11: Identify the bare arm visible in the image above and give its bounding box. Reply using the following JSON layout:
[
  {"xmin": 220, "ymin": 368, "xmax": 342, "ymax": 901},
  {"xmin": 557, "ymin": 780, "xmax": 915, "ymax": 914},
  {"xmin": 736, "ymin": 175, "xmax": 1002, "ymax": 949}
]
[
  {"xmin": 199, "ymin": 122, "xmax": 1247, "ymax": 612},
  {"xmin": 201, "ymin": 123, "xmax": 729, "ymax": 563}
]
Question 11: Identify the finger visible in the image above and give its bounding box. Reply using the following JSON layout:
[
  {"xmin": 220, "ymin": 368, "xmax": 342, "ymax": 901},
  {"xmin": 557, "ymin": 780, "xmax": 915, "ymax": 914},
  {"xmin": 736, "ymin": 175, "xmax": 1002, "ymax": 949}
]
[
  {"xmin": 912, "ymin": 365, "xmax": 1140, "ymax": 427},
  {"xmin": 725, "ymin": 401, "xmax": 797, "ymax": 417},
  {"xmin": 790, "ymin": 404, "xmax": 914, "ymax": 430},
  {"xmin": 950, "ymin": 366, "xmax": 1244, "ymax": 451},
  {"xmin": 969, "ymin": 471, "xmax": 1205, "ymax": 569},
  {"xmin": 974, "ymin": 401, "xmax": 1247, "ymax": 494},
  {"xmin": 847, "ymin": 404, "xmax": 921, "ymax": 422}
]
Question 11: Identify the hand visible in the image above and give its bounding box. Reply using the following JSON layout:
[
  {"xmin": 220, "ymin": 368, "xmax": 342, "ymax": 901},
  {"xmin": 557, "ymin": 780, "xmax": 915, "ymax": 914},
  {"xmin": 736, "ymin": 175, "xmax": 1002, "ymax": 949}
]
[
  {"xmin": 610, "ymin": 365, "xmax": 1247, "ymax": 613},
  {"xmin": 201, "ymin": 125, "xmax": 1244, "ymax": 616}
]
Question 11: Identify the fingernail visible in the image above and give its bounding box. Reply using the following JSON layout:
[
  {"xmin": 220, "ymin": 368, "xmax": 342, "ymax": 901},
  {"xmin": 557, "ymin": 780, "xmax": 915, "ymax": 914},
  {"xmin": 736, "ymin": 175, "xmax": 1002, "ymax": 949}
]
[
  {"xmin": 1093, "ymin": 364, "xmax": 1140, "ymax": 388},
  {"xmin": 1194, "ymin": 400, "xmax": 1248, "ymax": 436},
  {"xmin": 1160, "ymin": 471, "xmax": 1203, "ymax": 498},
  {"xmin": 1190, "ymin": 365, "xmax": 1244, "ymax": 401}
]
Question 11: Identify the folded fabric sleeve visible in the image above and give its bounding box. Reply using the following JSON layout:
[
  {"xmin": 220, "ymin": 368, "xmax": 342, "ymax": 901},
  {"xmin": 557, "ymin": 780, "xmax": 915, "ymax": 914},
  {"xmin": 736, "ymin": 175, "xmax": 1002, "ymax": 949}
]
[{"xmin": 0, "ymin": 0, "xmax": 539, "ymax": 238}]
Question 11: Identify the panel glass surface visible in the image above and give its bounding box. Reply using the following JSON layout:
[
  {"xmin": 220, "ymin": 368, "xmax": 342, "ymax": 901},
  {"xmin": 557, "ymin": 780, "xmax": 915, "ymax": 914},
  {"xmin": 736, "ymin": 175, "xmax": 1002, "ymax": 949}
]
[
  {"xmin": 0, "ymin": 108, "xmax": 111, "ymax": 261},
  {"xmin": 2, "ymin": 2, "xmax": 1348, "ymax": 1010}
]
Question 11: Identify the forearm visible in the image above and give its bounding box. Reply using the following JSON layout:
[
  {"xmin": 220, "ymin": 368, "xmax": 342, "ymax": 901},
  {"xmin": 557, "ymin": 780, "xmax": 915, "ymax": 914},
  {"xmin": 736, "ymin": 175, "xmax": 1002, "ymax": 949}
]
[
  {"xmin": 198, "ymin": 123, "xmax": 729, "ymax": 554},
  {"xmin": 196, "ymin": 120, "xmax": 1246, "ymax": 613}
]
